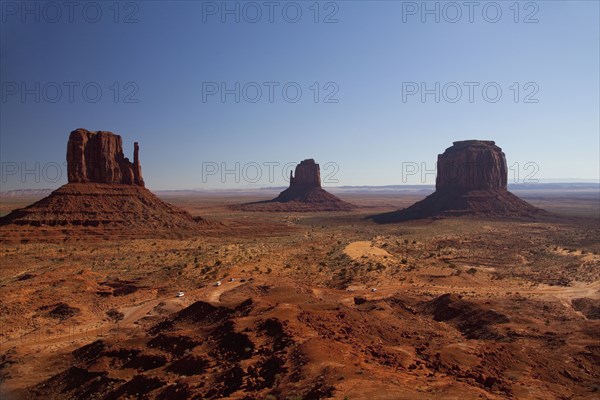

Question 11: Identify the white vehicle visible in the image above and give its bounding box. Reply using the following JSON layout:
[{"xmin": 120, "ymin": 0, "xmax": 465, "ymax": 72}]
[
  {"xmin": 370, "ymin": 288, "xmax": 377, "ymax": 292},
  {"xmin": 215, "ymin": 281, "xmax": 222, "ymax": 286},
  {"xmin": 176, "ymin": 291, "xmax": 185, "ymax": 297},
  {"xmin": 229, "ymin": 278, "xmax": 235, "ymax": 282}
]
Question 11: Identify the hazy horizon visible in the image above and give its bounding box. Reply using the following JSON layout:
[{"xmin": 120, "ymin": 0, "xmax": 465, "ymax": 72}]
[{"xmin": 1, "ymin": 179, "xmax": 599, "ymax": 194}]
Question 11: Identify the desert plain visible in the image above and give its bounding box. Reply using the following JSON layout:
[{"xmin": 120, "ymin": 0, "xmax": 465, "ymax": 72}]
[{"xmin": 0, "ymin": 185, "xmax": 598, "ymax": 400}]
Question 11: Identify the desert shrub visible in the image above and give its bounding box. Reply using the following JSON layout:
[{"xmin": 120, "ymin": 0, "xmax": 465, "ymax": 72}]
[{"xmin": 106, "ymin": 309, "xmax": 124, "ymax": 322}]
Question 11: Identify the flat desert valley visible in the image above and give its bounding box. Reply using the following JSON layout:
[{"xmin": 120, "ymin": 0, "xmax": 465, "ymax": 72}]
[{"xmin": 0, "ymin": 186, "xmax": 598, "ymax": 399}]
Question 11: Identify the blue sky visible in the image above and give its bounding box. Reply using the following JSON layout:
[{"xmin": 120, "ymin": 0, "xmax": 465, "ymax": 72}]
[{"xmin": 1, "ymin": 0, "xmax": 598, "ymax": 190}]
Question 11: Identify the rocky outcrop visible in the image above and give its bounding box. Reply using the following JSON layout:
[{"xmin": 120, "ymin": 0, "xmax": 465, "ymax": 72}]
[
  {"xmin": 1, "ymin": 129, "xmax": 209, "ymax": 236},
  {"xmin": 371, "ymin": 140, "xmax": 543, "ymax": 222},
  {"xmin": 67, "ymin": 129, "xmax": 144, "ymax": 186},
  {"xmin": 237, "ymin": 159, "xmax": 355, "ymax": 211}
]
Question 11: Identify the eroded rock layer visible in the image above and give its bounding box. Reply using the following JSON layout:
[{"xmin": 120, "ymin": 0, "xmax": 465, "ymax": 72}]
[{"xmin": 0, "ymin": 183, "xmax": 205, "ymax": 230}]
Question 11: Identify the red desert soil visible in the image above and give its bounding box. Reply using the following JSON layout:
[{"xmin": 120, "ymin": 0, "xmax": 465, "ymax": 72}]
[{"xmin": 0, "ymin": 193, "xmax": 598, "ymax": 399}]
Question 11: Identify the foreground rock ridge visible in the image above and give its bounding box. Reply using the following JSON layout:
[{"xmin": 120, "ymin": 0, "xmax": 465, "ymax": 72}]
[
  {"xmin": 0, "ymin": 129, "xmax": 206, "ymax": 234},
  {"xmin": 372, "ymin": 140, "xmax": 542, "ymax": 222},
  {"xmin": 67, "ymin": 128, "xmax": 144, "ymax": 186},
  {"xmin": 238, "ymin": 159, "xmax": 355, "ymax": 211}
]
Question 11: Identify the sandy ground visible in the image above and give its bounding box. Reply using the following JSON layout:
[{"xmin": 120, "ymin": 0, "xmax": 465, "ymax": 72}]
[{"xmin": 344, "ymin": 241, "xmax": 393, "ymax": 260}]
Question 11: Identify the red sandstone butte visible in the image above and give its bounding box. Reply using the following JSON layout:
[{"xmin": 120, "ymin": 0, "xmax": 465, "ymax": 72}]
[
  {"xmin": 371, "ymin": 140, "xmax": 543, "ymax": 222},
  {"xmin": 67, "ymin": 129, "xmax": 144, "ymax": 186},
  {"xmin": 1, "ymin": 129, "xmax": 207, "ymax": 234},
  {"xmin": 238, "ymin": 159, "xmax": 355, "ymax": 211}
]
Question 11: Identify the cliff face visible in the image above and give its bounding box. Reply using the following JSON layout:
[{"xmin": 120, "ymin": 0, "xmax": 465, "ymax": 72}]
[
  {"xmin": 67, "ymin": 129, "xmax": 144, "ymax": 187},
  {"xmin": 436, "ymin": 140, "xmax": 507, "ymax": 192},
  {"xmin": 289, "ymin": 159, "xmax": 321, "ymax": 189}
]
